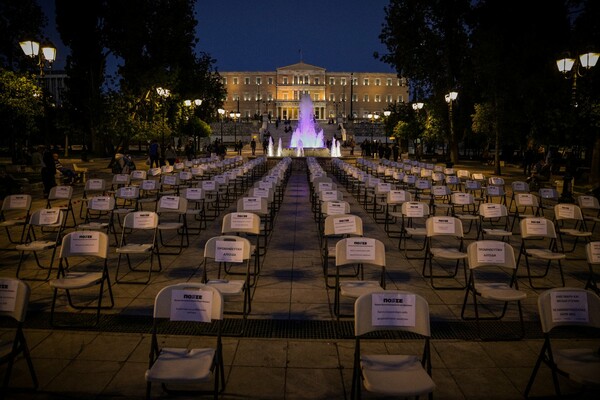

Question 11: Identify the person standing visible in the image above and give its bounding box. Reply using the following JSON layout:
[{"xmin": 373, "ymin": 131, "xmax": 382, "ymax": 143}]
[
  {"xmin": 165, "ymin": 145, "xmax": 177, "ymax": 166},
  {"xmin": 148, "ymin": 139, "xmax": 160, "ymax": 168},
  {"xmin": 250, "ymin": 138, "xmax": 257, "ymax": 155},
  {"xmin": 185, "ymin": 140, "xmax": 195, "ymax": 161}
]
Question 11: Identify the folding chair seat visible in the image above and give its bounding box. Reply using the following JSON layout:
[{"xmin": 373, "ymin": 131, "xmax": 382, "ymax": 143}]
[
  {"xmin": 477, "ymin": 203, "xmax": 512, "ymax": 241},
  {"xmin": 451, "ymin": 192, "xmax": 479, "ymax": 235},
  {"xmin": 510, "ymin": 193, "xmax": 541, "ymax": 232},
  {"xmin": 115, "ymin": 211, "xmax": 161, "ymax": 284},
  {"xmin": 15, "ymin": 208, "xmax": 66, "ymax": 281},
  {"xmin": 156, "ymin": 196, "xmax": 189, "ymax": 255},
  {"xmin": 399, "ymin": 201, "xmax": 430, "ymax": 259},
  {"xmin": 553, "ymin": 203, "xmax": 592, "ymax": 254},
  {"xmin": 372, "ymin": 182, "xmax": 393, "ymax": 223},
  {"xmin": 517, "ymin": 217, "xmax": 567, "ymax": 288},
  {"xmin": 334, "ymin": 237, "xmax": 386, "ymax": 318},
  {"xmin": 79, "ymin": 178, "xmax": 107, "ymax": 218},
  {"xmin": 351, "ymin": 291, "xmax": 435, "ymax": 400},
  {"xmin": 0, "ymin": 194, "xmax": 32, "ymax": 246},
  {"xmin": 538, "ymin": 187, "xmax": 559, "ymax": 217},
  {"xmin": 145, "ymin": 283, "xmax": 225, "ymax": 399},
  {"xmin": 137, "ymin": 179, "xmax": 160, "ymax": 211},
  {"xmin": 45, "ymin": 185, "xmax": 76, "ymax": 228},
  {"xmin": 383, "ymin": 189, "xmax": 412, "ymax": 238},
  {"xmin": 0, "ymin": 278, "xmax": 38, "ymax": 394},
  {"xmin": 181, "ymin": 187, "xmax": 207, "ymax": 234},
  {"xmin": 202, "ymin": 235, "xmax": 252, "ymax": 318},
  {"xmin": 585, "ymin": 241, "xmax": 600, "ymax": 294},
  {"xmin": 49, "ymin": 231, "xmax": 113, "ymax": 327},
  {"xmin": 422, "ymin": 216, "xmax": 468, "ymax": 290},
  {"xmin": 577, "ymin": 195, "xmax": 600, "ymax": 237},
  {"xmin": 524, "ymin": 287, "xmax": 600, "ymax": 398},
  {"xmin": 322, "ymin": 214, "xmax": 363, "ymax": 288},
  {"xmin": 77, "ymin": 195, "xmax": 117, "ymax": 244},
  {"xmin": 460, "ymin": 240, "xmax": 526, "ymax": 340}
]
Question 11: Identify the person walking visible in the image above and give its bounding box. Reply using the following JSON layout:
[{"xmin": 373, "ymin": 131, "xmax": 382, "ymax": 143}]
[
  {"xmin": 250, "ymin": 138, "xmax": 257, "ymax": 155},
  {"xmin": 165, "ymin": 144, "xmax": 177, "ymax": 166},
  {"xmin": 148, "ymin": 139, "xmax": 160, "ymax": 168}
]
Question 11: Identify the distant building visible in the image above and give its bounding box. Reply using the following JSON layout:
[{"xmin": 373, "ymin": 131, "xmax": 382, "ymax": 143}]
[{"xmin": 219, "ymin": 62, "xmax": 408, "ymax": 122}]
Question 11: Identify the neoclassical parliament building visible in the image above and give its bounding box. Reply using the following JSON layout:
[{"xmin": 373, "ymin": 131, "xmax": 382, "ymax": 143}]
[{"xmin": 219, "ymin": 62, "xmax": 409, "ymax": 122}]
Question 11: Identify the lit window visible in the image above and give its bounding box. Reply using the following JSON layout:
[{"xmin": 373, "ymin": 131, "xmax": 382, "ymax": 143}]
[
  {"xmin": 386, "ymin": 95, "xmax": 392, "ymax": 103},
  {"xmin": 256, "ymin": 77, "xmax": 262, "ymax": 85},
  {"xmin": 386, "ymin": 78, "xmax": 392, "ymax": 86},
  {"xmin": 329, "ymin": 77, "xmax": 335, "ymax": 85},
  {"xmin": 363, "ymin": 94, "xmax": 369, "ymax": 102},
  {"xmin": 375, "ymin": 95, "xmax": 381, "ymax": 102},
  {"xmin": 363, "ymin": 78, "xmax": 369, "ymax": 86},
  {"xmin": 233, "ymin": 77, "xmax": 238, "ymax": 85},
  {"xmin": 329, "ymin": 94, "xmax": 335, "ymax": 101},
  {"xmin": 222, "ymin": 77, "xmax": 227, "ymax": 85},
  {"xmin": 268, "ymin": 77, "xmax": 273, "ymax": 85},
  {"xmin": 341, "ymin": 78, "xmax": 346, "ymax": 86},
  {"xmin": 244, "ymin": 77, "xmax": 250, "ymax": 85},
  {"xmin": 283, "ymin": 77, "xmax": 288, "ymax": 84},
  {"xmin": 314, "ymin": 78, "xmax": 319, "ymax": 85},
  {"xmin": 375, "ymin": 78, "xmax": 380, "ymax": 86},
  {"xmin": 352, "ymin": 94, "xmax": 357, "ymax": 102}
]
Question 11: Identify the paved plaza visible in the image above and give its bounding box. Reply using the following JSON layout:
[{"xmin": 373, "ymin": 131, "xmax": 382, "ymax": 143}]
[{"xmin": 0, "ymin": 149, "xmax": 598, "ymax": 399}]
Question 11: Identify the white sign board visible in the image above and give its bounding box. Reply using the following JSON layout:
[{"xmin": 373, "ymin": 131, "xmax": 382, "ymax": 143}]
[
  {"xmin": 70, "ymin": 231, "xmax": 101, "ymax": 254},
  {"xmin": 0, "ymin": 279, "xmax": 18, "ymax": 312},
  {"xmin": 371, "ymin": 293, "xmax": 416, "ymax": 327},
  {"xmin": 476, "ymin": 242, "xmax": 505, "ymax": 264},
  {"xmin": 588, "ymin": 242, "xmax": 600, "ymax": 263},
  {"xmin": 525, "ymin": 218, "xmax": 548, "ymax": 235},
  {"xmin": 346, "ymin": 238, "xmax": 376, "ymax": 261},
  {"xmin": 432, "ymin": 217, "xmax": 455, "ymax": 234},
  {"xmin": 133, "ymin": 212, "xmax": 155, "ymax": 229},
  {"xmin": 170, "ymin": 289, "xmax": 213, "ymax": 322},
  {"xmin": 243, "ymin": 197, "xmax": 262, "ymax": 211},
  {"xmin": 159, "ymin": 196, "xmax": 180, "ymax": 210},
  {"xmin": 39, "ymin": 209, "xmax": 60, "ymax": 225},
  {"xmin": 231, "ymin": 213, "xmax": 254, "ymax": 229},
  {"xmin": 215, "ymin": 240, "xmax": 244, "ymax": 263},
  {"xmin": 333, "ymin": 217, "xmax": 357, "ymax": 235},
  {"xmin": 550, "ymin": 291, "xmax": 589, "ymax": 323}
]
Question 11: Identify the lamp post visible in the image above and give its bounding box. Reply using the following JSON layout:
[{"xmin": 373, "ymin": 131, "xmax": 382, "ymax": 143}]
[
  {"xmin": 183, "ymin": 99, "xmax": 202, "ymax": 152},
  {"xmin": 556, "ymin": 51, "xmax": 598, "ymax": 202},
  {"xmin": 349, "ymin": 73, "xmax": 354, "ymax": 121},
  {"xmin": 367, "ymin": 113, "xmax": 380, "ymax": 143},
  {"xmin": 218, "ymin": 108, "xmax": 225, "ymax": 142},
  {"xmin": 445, "ymin": 91, "xmax": 458, "ymax": 165},
  {"xmin": 383, "ymin": 110, "xmax": 391, "ymax": 143},
  {"xmin": 230, "ymin": 111, "xmax": 241, "ymax": 144},
  {"xmin": 20, "ymin": 40, "xmax": 57, "ymax": 157}
]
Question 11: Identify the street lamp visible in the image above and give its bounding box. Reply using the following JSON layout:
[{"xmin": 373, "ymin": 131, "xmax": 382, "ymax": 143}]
[
  {"xmin": 411, "ymin": 102, "xmax": 424, "ymax": 111},
  {"xmin": 445, "ymin": 91, "xmax": 458, "ymax": 164},
  {"xmin": 230, "ymin": 111, "xmax": 241, "ymax": 144},
  {"xmin": 367, "ymin": 112, "xmax": 380, "ymax": 143},
  {"xmin": 556, "ymin": 51, "xmax": 598, "ymax": 202},
  {"xmin": 383, "ymin": 110, "xmax": 391, "ymax": 143},
  {"xmin": 218, "ymin": 108, "xmax": 225, "ymax": 142},
  {"xmin": 183, "ymin": 99, "xmax": 202, "ymax": 152}
]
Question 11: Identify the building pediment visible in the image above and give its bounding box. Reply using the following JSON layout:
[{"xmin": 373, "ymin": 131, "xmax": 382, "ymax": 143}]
[{"xmin": 277, "ymin": 62, "xmax": 325, "ymax": 72}]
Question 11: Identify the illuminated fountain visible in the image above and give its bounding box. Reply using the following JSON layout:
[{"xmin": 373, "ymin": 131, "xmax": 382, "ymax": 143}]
[{"xmin": 289, "ymin": 94, "xmax": 325, "ymax": 149}]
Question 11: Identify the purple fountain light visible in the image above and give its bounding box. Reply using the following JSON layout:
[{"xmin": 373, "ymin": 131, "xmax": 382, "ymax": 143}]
[{"xmin": 289, "ymin": 95, "xmax": 325, "ymax": 148}]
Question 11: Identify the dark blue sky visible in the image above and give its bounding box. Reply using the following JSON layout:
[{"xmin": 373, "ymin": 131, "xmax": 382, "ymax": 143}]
[{"xmin": 41, "ymin": 0, "xmax": 395, "ymax": 73}]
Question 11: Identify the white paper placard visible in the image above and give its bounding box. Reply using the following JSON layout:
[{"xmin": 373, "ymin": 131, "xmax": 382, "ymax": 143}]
[
  {"xmin": 54, "ymin": 186, "xmax": 70, "ymax": 199},
  {"xmin": 589, "ymin": 242, "xmax": 600, "ymax": 263},
  {"xmin": 432, "ymin": 217, "xmax": 455, "ymax": 234},
  {"xmin": 214, "ymin": 175, "xmax": 227, "ymax": 184},
  {"xmin": 159, "ymin": 196, "xmax": 180, "ymax": 210},
  {"xmin": 346, "ymin": 238, "xmax": 376, "ymax": 261},
  {"xmin": 88, "ymin": 179, "xmax": 103, "ymax": 190},
  {"xmin": 231, "ymin": 213, "xmax": 254, "ymax": 229},
  {"xmin": 163, "ymin": 175, "xmax": 177, "ymax": 185},
  {"xmin": 243, "ymin": 197, "xmax": 262, "ymax": 211},
  {"xmin": 453, "ymin": 193, "xmax": 471, "ymax": 205},
  {"xmin": 202, "ymin": 180, "xmax": 216, "ymax": 191},
  {"xmin": 120, "ymin": 187, "xmax": 137, "ymax": 197},
  {"xmin": 39, "ymin": 209, "xmax": 60, "ymax": 225},
  {"xmin": 318, "ymin": 182, "xmax": 332, "ymax": 191},
  {"xmin": 525, "ymin": 218, "xmax": 548, "ymax": 235},
  {"xmin": 325, "ymin": 202, "xmax": 345, "ymax": 215},
  {"xmin": 133, "ymin": 212, "xmax": 155, "ymax": 229},
  {"xmin": 91, "ymin": 196, "xmax": 111, "ymax": 211},
  {"xmin": 482, "ymin": 204, "xmax": 502, "ymax": 218},
  {"xmin": 405, "ymin": 202, "xmax": 424, "ymax": 217},
  {"xmin": 518, "ymin": 194, "xmax": 534, "ymax": 206},
  {"xmin": 115, "ymin": 174, "xmax": 129, "ymax": 182},
  {"xmin": 465, "ymin": 181, "xmax": 479, "ymax": 190},
  {"xmin": 185, "ymin": 188, "xmax": 203, "ymax": 200},
  {"xmin": 320, "ymin": 190, "xmax": 338, "ymax": 201},
  {"xmin": 9, "ymin": 195, "xmax": 27, "ymax": 208},
  {"xmin": 557, "ymin": 205, "xmax": 575, "ymax": 219},
  {"xmin": 215, "ymin": 240, "xmax": 244, "ymax": 262},
  {"xmin": 179, "ymin": 171, "xmax": 192, "ymax": 180},
  {"xmin": 259, "ymin": 181, "xmax": 273, "ymax": 190},
  {"xmin": 579, "ymin": 196, "xmax": 595, "ymax": 208},
  {"xmin": 388, "ymin": 190, "xmax": 407, "ymax": 203},
  {"xmin": 476, "ymin": 242, "xmax": 505, "ymax": 264},
  {"xmin": 550, "ymin": 291, "xmax": 589, "ymax": 323},
  {"xmin": 377, "ymin": 183, "xmax": 391, "ymax": 193},
  {"xmin": 70, "ymin": 231, "xmax": 100, "ymax": 254},
  {"xmin": 0, "ymin": 279, "xmax": 18, "ymax": 312},
  {"xmin": 170, "ymin": 289, "xmax": 213, "ymax": 322},
  {"xmin": 487, "ymin": 185, "xmax": 500, "ymax": 195},
  {"xmin": 333, "ymin": 217, "xmax": 357, "ymax": 234},
  {"xmin": 371, "ymin": 293, "xmax": 416, "ymax": 327},
  {"xmin": 253, "ymin": 188, "xmax": 269, "ymax": 198},
  {"xmin": 513, "ymin": 181, "xmax": 527, "ymax": 191},
  {"xmin": 141, "ymin": 180, "xmax": 156, "ymax": 190},
  {"xmin": 415, "ymin": 180, "xmax": 430, "ymax": 190}
]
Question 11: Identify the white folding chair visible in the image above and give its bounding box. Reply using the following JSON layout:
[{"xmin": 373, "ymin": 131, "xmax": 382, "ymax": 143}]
[
  {"xmin": 553, "ymin": 203, "xmax": 592, "ymax": 255},
  {"xmin": 0, "ymin": 278, "xmax": 38, "ymax": 394},
  {"xmin": 0, "ymin": 194, "xmax": 32, "ymax": 245},
  {"xmin": 585, "ymin": 241, "xmax": 600, "ymax": 295},
  {"xmin": 221, "ymin": 212, "xmax": 262, "ymax": 282},
  {"xmin": 524, "ymin": 287, "xmax": 600, "ymax": 398},
  {"xmin": 477, "ymin": 203, "xmax": 512, "ymax": 242},
  {"xmin": 351, "ymin": 291, "xmax": 435, "ymax": 400},
  {"xmin": 460, "ymin": 240, "xmax": 526, "ymax": 340},
  {"xmin": 399, "ymin": 201, "xmax": 431, "ymax": 260},
  {"xmin": 156, "ymin": 195, "xmax": 189, "ymax": 255},
  {"xmin": 322, "ymin": 214, "xmax": 364, "ymax": 288},
  {"xmin": 49, "ymin": 231, "xmax": 113, "ymax": 327},
  {"xmin": 145, "ymin": 283, "xmax": 225, "ymax": 399},
  {"xmin": 77, "ymin": 195, "xmax": 117, "ymax": 245},
  {"xmin": 79, "ymin": 178, "xmax": 107, "ymax": 218},
  {"xmin": 577, "ymin": 195, "xmax": 600, "ymax": 236},
  {"xmin": 45, "ymin": 185, "xmax": 76, "ymax": 228}
]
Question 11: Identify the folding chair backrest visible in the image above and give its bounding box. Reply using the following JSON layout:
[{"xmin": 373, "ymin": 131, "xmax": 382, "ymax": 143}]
[
  {"xmin": 554, "ymin": 203, "xmax": 584, "ymax": 222},
  {"xmin": 402, "ymin": 201, "xmax": 430, "ymax": 218},
  {"xmin": 237, "ymin": 197, "xmax": 269, "ymax": 215},
  {"xmin": 586, "ymin": 242, "xmax": 600, "ymax": 265},
  {"xmin": 426, "ymin": 216, "xmax": 464, "ymax": 237},
  {"xmin": 323, "ymin": 214, "xmax": 363, "ymax": 236},
  {"xmin": 116, "ymin": 186, "xmax": 140, "ymax": 200},
  {"xmin": 84, "ymin": 178, "xmax": 106, "ymax": 193},
  {"xmin": 537, "ymin": 287, "xmax": 600, "ymax": 333},
  {"xmin": 577, "ymin": 195, "xmax": 600, "ymax": 211},
  {"xmin": 515, "ymin": 193, "xmax": 539, "ymax": 208},
  {"xmin": 520, "ymin": 217, "xmax": 557, "ymax": 239},
  {"xmin": 466, "ymin": 240, "xmax": 516, "ymax": 270},
  {"xmin": 130, "ymin": 170, "xmax": 147, "ymax": 181},
  {"xmin": 387, "ymin": 189, "xmax": 412, "ymax": 204},
  {"xmin": 59, "ymin": 231, "xmax": 109, "ymax": 259},
  {"xmin": 354, "ymin": 291, "xmax": 430, "ymax": 337},
  {"xmin": 1, "ymin": 194, "xmax": 32, "ymax": 214},
  {"xmin": 123, "ymin": 211, "xmax": 159, "ymax": 230},
  {"xmin": 28, "ymin": 208, "xmax": 65, "ymax": 228},
  {"xmin": 0, "ymin": 278, "xmax": 30, "ymax": 323},
  {"xmin": 451, "ymin": 192, "xmax": 474, "ymax": 206},
  {"xmin": 156, "ymin": 196, "xmax": 187, "ymax": 214},
  {"xmin": 479, "ymin": 203, "xmax": 509, "ymax": 218},
  {"xmin": 153, "ymin": 283, "xmax": 223, "ymax": 320},
  {"xmin": 335, "ymin": 237, "xmax": 386, "ymax": 267},
  {"xmin": 87, "ymin": 195, "xmax": 115, "ymax": 211},
  {"xmin": 221, "ymin": 212, "xmax": 261, "ymax": 235},
  {"xmin": 204, "ymin": 235, "xmax": 251, "ymax": 260},
  {"xmin": 512, "ymin": 181, "xmax": 530, "ymax": 193},
  {"xmin": 48, "ymin": 185, "xmax": 73, "ymax": 200},
  {"xmin": 322, "ymin": 200, "xmax": 351, "ymax": 215}
]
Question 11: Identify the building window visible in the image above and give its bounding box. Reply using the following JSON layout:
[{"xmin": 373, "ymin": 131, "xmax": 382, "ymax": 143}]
[
  {"xmin": 268, "ymin": 77, "xmax": 273, "ymax": 85},
  {"xmin": 341, "ymin": 77, "xmax": 346, "ymax": 86},
  {"xmin": 233, "ymin": 94, "xmax": 239, "ymax": 101},
  {"xmin": 352, "ymin": 94, "xmax": 357, "ymax": 102},
  {"xmin": 397, "ymin": 79, "xmax": 402, "ymax": 86},
  {"xmin": 233, "ymin": 77, "xmax": 239, "ymax": 85},
  {"xmin": 244, "ymin": 77, "xmax": 250, "ymax": 85},
  {"xmin": 314, "ymin": 77, "xmax": 319, "ymax": 85},
  {"xmin": 243, "ymin": 92, "xmax": 250, "ymax": 101},
  {"xmin": 386, "ymin": 94, "xmax": 393, "ymax": 103},
  {"xmin": 256, "ymin": 77, "xmax": 262, "ymax": 85},
  {"xmin": 375, "ymin": 78, "xmax": 380, "ymax": 86},
  {"xmin": 398, "ymin": 95, "xmax": 404, "ymax": 102},
  {"xmin": 329, "ymin": 94, "xmax": 335, "ymax": 101},
  {"xmin": 363, "ymin": 78, "xmax": 369, "ymax": 86},
  {"xmin": 352, "ymin": 78, "xmax": 358, "ymax": 86},
  {"xmin": 267, "ymin": 93, "xmax": 273, "ymax": 101},
  {"xmin": 283, "ymin": 93, "xmax": 288, "ymax": 100},
  {"xmin": 363, "ymin": 94, "xmax": 369, "ymax": 102},
  {"xmin": 222, "ymin": 77, "xmax": 227, "ymax": 85},
  {"xmin": 386, "ymin": 78, "xmax": 392, "ymax": 86},
  {"xmin": 283, "ymin": 76, "xmax": 288, "ymax": 85},
  {"xmin": 313, "ymin": 94, "xmax": 319, "ymax": 101},
  {"xmin": 293, "ymin": 91, "xmax": 298, "ymax": 100},
  {"xmin": 375, "ymin": 94, "xmax": 381, "ymax": 103},
  {"xmin": 329, "ymin": 77, "xmax": 335, "ymax": 85}
]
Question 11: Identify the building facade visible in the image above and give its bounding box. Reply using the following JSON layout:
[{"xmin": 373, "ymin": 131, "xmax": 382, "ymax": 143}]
[{"xmin": 219, "ymin": 62, "xmax": 408, "ymax": 122}]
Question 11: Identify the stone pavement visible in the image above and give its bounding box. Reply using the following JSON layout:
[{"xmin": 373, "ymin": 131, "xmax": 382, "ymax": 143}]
[{"xmin": 0, "ymin": 151, "xmax": 598, "ymax": 399}]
